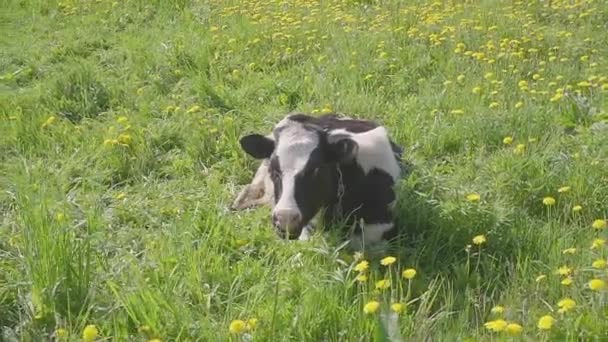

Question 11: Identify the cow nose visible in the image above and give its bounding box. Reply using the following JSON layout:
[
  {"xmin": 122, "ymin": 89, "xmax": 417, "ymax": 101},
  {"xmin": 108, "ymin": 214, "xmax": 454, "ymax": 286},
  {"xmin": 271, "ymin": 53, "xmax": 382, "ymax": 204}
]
[{"xmin": 272, "ymin": 209, "xmax": 302, "ymax": 230}]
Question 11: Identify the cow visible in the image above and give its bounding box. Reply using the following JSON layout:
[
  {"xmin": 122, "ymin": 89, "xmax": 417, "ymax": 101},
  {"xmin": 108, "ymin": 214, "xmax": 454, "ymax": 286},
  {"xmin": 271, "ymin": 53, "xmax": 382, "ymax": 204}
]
[{"xmin": 231, "ymin": 112, "xmax": 404, "ymax": 251}]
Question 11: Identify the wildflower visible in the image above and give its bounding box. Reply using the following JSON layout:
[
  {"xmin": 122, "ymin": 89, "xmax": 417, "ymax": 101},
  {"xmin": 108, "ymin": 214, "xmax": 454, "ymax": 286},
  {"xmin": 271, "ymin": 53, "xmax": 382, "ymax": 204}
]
[
  {"xmin": 466, "ymin": 193, "xmax": 481, "ymax": 202},
  {"xmin": 515, "ymin": 101, "xmax": 524, "ymax": 109},
  {"xmin": 380, "ymin": 256, "xmax": 397, "ymax": 266},
  {"xmin": 592, "ymin": 259, "xmax": 606, "ymax": 269},
  {"xmin": 356, "ymin": 274, "xmax": 368, "ymax": 282},
  {"xmin": 402, "ymin": 268, "xmax": 417, "ymax": 279},
  {"xmin": 589, "ymin": 279, "xmax": 606, "ymax": 291},
  {"xmin": 491, "ymin": 305, "xmax": 504, "ymax": 314},
  {"xmin": 505, "ymin": 323, "xmax": 523, "ymax": 335},
  {"xmin": 503, "ymin": 136, "xmax": 513, "ymax": 145},
  {"xmin": 572, "ymin": 205, "xmax": 582, "ymax": 212},
  {"xmin": 229, "ymin": 320, "xmax": 247, "ymax": 334},
  {"xmin": 537, "ymin": 315, "xmax": 555, "ymax": 330},
  {"xmin": 472, "ymin": 235, "xmax": 486, "ymax": 245},
  {"xmin": 518, "ymin": 80, "xmax": 528, "ymax": 88},
  {"xmin": 472, "ymin": 86, "xmax": 482, "ymax": 94},
  {"xmin": 542, "ymin": 197, "xmax": 556, "ymax": 206},
  {"xmin": 363, "ymin": 300, "xmax": 380, "ymax": 314},
  {"xmin": 138, "ymin": 325, "xmax": 151, "ymax": 333},
  {"xmin": 390, "ymin": 303, "xmax": 405, "ymax": 314},
  {"xmin": 557, "ymin": 186, "xmax": 570, "ymax": 193},
  {"xmin": 592, "ymin": 219, "xmax": 606, "ymax": 230},
  {"xmin": 535, "ymin": 274, "xmax": 546, "ymax": 282},
  {"xmin": 55, "ymin": 328, "xmax": 68, "ymax": 338},
  {"xmin": 550, "ymin": 93, "xmax": 563, "ymax": 102},
  {"xmin": 561, "ymin": 277, "xmax": 573, "ymax": 286},
  {"xmin": 246, "ymin": 318, "xmax": 258, "ymax": 331},
  {"xmin": 457, "ymin": 74, "xmax": 465, "ymax": 83},
  {"xmin": 354, "ymin": 260, "xmax": 369, "ymax": 272},
  {"xmin": 117, "ymin": 134, "xmax": 132, "ymax": 145},
  {"xmin": 513, "ymin": 144, "xmax": 525, "ymax": 155},
  {"xmin": 41, "ymin": 115, "xmax": 56, "ymax": 129},
  {"xmin": 591, "ymin": 238, "xmax": 605, "ymax": 249},
  {"xmin": 82, "ymin": 325, "xmax": 98, "ymax": 342},
  {"xmin": 557, "ymin": 298, "xmax": 576, "ymax": 313},
  {"xmin": 117, "ymin": 116, "xmax": 128, "ymax": 124},
  {"xmin": 375, "ymin": 279, "xmax": 391, "ymax": 290},
  {"xmin": 484, "ymin": 319, "xmax": 507, "ymax": 332},
  {"xmin": 489, "ymin": 102, "xmax": 499, "ymax": 109}
]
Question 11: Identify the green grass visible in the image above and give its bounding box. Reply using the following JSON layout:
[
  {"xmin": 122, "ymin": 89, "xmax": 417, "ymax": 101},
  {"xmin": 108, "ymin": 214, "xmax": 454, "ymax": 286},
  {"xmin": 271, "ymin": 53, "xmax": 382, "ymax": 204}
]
[{"xmin": 1, "ymin": 0, "xmax": 607, "ymax": 340}]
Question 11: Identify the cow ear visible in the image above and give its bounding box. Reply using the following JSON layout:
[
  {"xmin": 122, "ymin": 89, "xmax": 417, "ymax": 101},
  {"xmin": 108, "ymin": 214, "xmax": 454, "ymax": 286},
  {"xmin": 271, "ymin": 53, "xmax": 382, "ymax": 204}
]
[
  {"xmin": 239, "ymin": 134, "xmax": 275, "ymax": 159},
  {"xmin": 327, "ymin": 133, "xmax": 358, "ymax": 164}
]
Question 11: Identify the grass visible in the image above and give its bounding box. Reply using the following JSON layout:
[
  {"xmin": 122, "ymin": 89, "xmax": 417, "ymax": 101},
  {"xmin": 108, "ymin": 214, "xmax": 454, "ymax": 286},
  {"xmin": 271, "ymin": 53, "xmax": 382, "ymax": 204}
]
[{"xmin": 1, "ymin": 0, "xmax": 607, "ymax": 340}]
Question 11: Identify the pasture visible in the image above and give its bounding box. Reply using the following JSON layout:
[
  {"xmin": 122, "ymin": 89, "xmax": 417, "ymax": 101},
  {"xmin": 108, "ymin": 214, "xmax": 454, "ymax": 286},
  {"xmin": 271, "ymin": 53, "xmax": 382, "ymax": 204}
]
[{"xmin": 1, "ymin": 0, "xmax": 607, "ymax": 340}]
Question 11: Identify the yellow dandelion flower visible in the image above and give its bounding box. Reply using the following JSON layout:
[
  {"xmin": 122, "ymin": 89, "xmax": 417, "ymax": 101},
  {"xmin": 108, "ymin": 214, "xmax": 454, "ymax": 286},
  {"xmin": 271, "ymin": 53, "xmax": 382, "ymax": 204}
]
[
  {"xmin": 484, "ymin": 319, "xmax": 508, "ymax": 332},
  {"xmin": 513, "ymin": 144, "xmax": 525, "ymax": 155},
  {"xmin": 591, "ymin": 238, "xmax": 605, "ymax": 249},
  {"xmin": 229, "ymin": 320, "xmax": 247, "ymax": 334},
  {"xmin": 515, "ymin": 101, "xmax": 524, "ymax": 109},
  {"xmin": 363, "ymin": 300, "xmax": 380, "ymax": 314},
  {"xmin": 380, "ymin": 256, "xmax": 397, "ymax": 266},
  {"xmin": 532, "ymin": 74, "xmax": 541, "ymax": 81},
  {"xmin": 115, "ymin": 192, "xmax": 126, "ymax": 200},
  {"xmin": 491, "ymin": 305, "xmax": 504, "ymax": 314},
  {"xmin": 356, "ymin": 274, "xmax": 368, "ymax": 282},
  {"xmin": 246, "ymin": 318, "xmax": 258, "ymax": 331},
  {"xmin": 592, "ymin": 259, "xmax": 606, "ymax": 269},
  {"xmin": 557, "ymin": 298, "xmax": 576, "ymax": 313},
  {"xmin": 472, "ymin": 86, "xmax": 482, "ymax": 94},
  {"xmin": 472, "ymin": 235, "xmax": 486, "ymax": 245},
  {"xmin": 505, "ymin": 323, "xmax": 523, "ymax": 335},
  {"xmin": 354, "ymin": 260, "xmax": 369, "ymax": 272},
  {"xmin": 402, "ymin": 268, "xmax": 417, "ymax": 279},
  {"xmin": 557, "ymin": 186, "xmax": 570, "ymax": 193},
  {"xmin": 535, "ymin": 274, "xmax": 547, "ymax": 282},
  {"xmin": 561, "ymin": 277, "xmax": 573, "ymax": 286},
  {"xmin": 542, "ymin": 197, "xmax": 556, "ymax": 206},
  {"xmin": 117, "ymin": 134, "xmax": 132, "ymax": 145},
  {"xmin": 589, "ymin": 279, "xmax": 606, "ymax": 291},
  {"xmin": 489, "ymin": 102, "xmax": 499, "ymax": 109},
  {"xmin": 592, "ymin": 219, "xmax": 606, "ymax": 230},
  {"xmin": 484, "ymin": 72, "xmax": 494, "ymax": 80},
  {"xmin": 572, "ymin": 205, "xmax": 582, "ymax": 212},
  {"xmin": 375, "ymin": 279, "xmax": 391, "ymax": 290},
  {"xmin": 518, "ymin": 80, "xmax": 528, "ymax": 88},
  {"xmin": 457, "ymin": 74, "xmax": 465, "ymax": 83},
  {"xmin": 537, "ymin": 315, "xmax": 555, "ymax": 330},
  {"xmin": 562, "ymin": 248, "xmax": 576, "ymax": 254},
  {"xmin": 503, "ymin": 136, "xmax": 513, "ymax": 145},
  {"xmin": 41, "ymin": 115, "xmax": 56, "ymax": 129},
  {"xmin": 390, "ymin": 303, "xmax": 405, "ymax": 314},
  {"xmin": 82, "ymin": 325, "xmax": 98, "ymax": 342},
  {"xmin": 116, "ymin": 116, "xmax": 128, "ymax": 124},
  {"xmin": 466, "ymin": 193, "xmax": 481, "ymax": 202},
  {"xmin": 55, "ymin": 328, "xmax": 68, "ymax": 338},
  {"xmin": 550, "ymin": 93, "xmax": 563, "ymax": 102}
]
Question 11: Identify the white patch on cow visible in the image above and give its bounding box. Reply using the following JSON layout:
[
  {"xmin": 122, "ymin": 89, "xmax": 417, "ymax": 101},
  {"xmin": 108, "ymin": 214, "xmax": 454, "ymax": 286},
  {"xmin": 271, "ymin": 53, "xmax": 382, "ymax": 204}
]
[
  {"xmin": 329, "ymin": 127, "xmax": 401, "ymax": 182},
  {"xmin": 272, "ymin": 119, "xmax": 319, "ymax": 215},
  {"xmin": 350, "ymin": 221, "xmax": 393, "ymax": 252}
]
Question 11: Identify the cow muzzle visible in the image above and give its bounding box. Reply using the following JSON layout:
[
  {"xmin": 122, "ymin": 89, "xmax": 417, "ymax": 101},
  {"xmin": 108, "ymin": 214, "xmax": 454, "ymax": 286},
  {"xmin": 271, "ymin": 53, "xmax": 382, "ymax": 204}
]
[{"xmin": 272, "ymin": 208, "xmax": 303, "ymax": 239}]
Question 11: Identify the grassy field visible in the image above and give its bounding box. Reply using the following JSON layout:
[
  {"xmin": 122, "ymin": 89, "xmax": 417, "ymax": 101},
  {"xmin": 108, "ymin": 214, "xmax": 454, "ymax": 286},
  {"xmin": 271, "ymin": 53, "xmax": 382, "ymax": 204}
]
[{"xmin": 1, "ymin": 0, "xmax": 607, "ymax": 340}]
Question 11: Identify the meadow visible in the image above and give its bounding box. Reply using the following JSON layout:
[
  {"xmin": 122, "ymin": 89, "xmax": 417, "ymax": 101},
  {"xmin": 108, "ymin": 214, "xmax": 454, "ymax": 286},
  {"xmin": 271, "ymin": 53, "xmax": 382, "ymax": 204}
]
[{"xmin": 1, "ymin": 0, "xmax": 607, "ymax": 340}]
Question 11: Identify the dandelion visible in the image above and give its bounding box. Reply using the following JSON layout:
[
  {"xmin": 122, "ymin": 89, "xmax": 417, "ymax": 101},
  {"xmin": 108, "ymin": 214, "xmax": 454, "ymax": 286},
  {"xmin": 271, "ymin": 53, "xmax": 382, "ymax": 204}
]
[
  {"xmin": 472, "ymin": 86, "xmax": 482, "ymax": 94},
  {"xmin": 513, "ymin": 144, "xmax": 525, "ymax": 155},
  {"xmin": 484, "ymin": 319, "xmax": 507, "ymax": 332},
  {"xmin": 363, "ymin": 300, "xmax": 380, "ymax": 314},
  {"xmin": 82, "ymin": 325, "xmax": 98, "ymax": 342},
  {"xmin": 402, "ymin": 268, "xmax": 417, "ymax": 279},
  {"xmin": 515, "ymin": 101, "xmax": 524, "ymax": 109},
  {"xmin": 391, "ymin": 303, "xmax": 405, "ymax": 314},
  {"xmin": 592, "ymin": 219, "xmax": 606, "ymax": 230},
  {"xmin": 41, "ymin": 115, "xmax": 56, "ymax": 129},
  {"xmin": 591, "ymin": 238, "xmax": 605, "ymax": 249},
  {"xmin": 466, "ymin": 193, "xmax": 481, "ymax": 202},
  {"xmin": 489, "ymin": 102, "xmax": 499, "ymax": 109},
  {"xmin": 55, "ymin": 328, "xmax": 68, "ymax": 338},
  {"xmin": 550, "ymin": 93, "xmax": 563, "ymax": 102},
  {"xmin": 562, "ymin": 248, "xmax": 576, "ymax": 254},
  {"xmin": 572, "ymin": 205, "xmax": 582, "ymax": 212},
  {"xmin": 557, "ymin": 186, "xmax": 570, "ymax": 193},
  {"xmin": 375, "ymin": 279, "xmax": 391, "ymax": 290},
  {"xmin": 472, "ymin": 235, "xmax": 486, "ymax": 245},
  {"xmin": 503, "ymin": 136, "xmax": 513, "ymax": 145},
  {"xmin": 115, "ymin": 192, "xmax": 126, "ymax": 200},
  {"xmin": 589, "ymin": 279, "xmax": 606, "ymax": 291},
  {"xmin": 229, "ymin": 320, "xmax": 247, "ymax": 334},
  {"xmin": 356, "ymin": 274, "xmax": 368, "ymax": 282},
  {"xmin": 535, "ymin": 274, "xmax": 547, "ymax": 282},
  {"xmin": 505, "ymin": 323, "xmax": 523, "ymax": 335},
  {"xmin": 592, "ymin": 259, "xmax": 606, "ymax": 269},
  {"xmin": 542, "ymin": 197, "xmax": 556, "ymax": 206},
  {"xmin": 491, "ymin": 305, "xmax": 504, "ymax": 314},
  {"xmin": 457, "ymin": 74, "xmax": 465, "ymax": 83},
  {"xmin": 537, "ymin": 315, "xmax": 555, "ymax": 330},
  {"xmin": 561, "ymin": 277, "xmax": 573, "ymax": 286},
  {"xmin": 557, "ymin": 298, "xmax": 576, "ymax": 313},
  {"xmin": 117, "ymin": 116, "xmax": 129, "ymax": 124},
  {"xmin": 380, "ymin": 256, "xmax": 397, "ymax": 266},
  {"xmin": 354, "ymin": 260, "xmax": 369, "ymax": 272},
  {"xmin": 246, "ymin": 318, "xmax": 258, "ymax": 331},
  {"xmin": 117, "ymin": 134, "xmax": 132, "ymax": 145}
]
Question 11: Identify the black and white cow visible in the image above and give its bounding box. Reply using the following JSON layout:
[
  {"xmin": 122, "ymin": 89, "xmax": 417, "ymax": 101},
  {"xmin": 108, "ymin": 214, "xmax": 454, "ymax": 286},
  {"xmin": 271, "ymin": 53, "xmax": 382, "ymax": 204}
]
[{"xmin": 232, "ymin": 112, "xmax": 404, "ymax": 250}]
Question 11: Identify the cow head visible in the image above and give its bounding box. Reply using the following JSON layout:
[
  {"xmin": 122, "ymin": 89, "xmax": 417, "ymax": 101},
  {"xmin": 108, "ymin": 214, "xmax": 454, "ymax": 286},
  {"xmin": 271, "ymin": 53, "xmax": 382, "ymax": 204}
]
[{"xmin": 239, "ymin": 115, "xmax": 359, "ymax": 239}]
